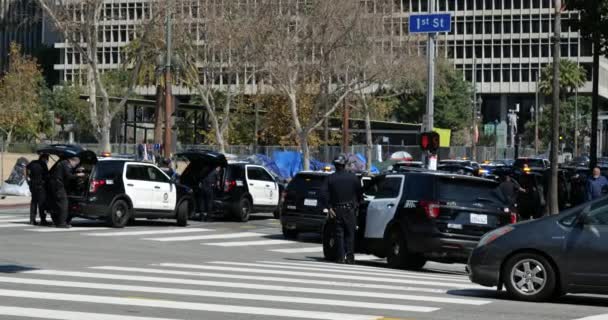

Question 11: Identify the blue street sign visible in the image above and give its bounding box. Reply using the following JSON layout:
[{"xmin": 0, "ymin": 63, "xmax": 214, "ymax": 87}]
[{"xmin": 409, "ymin": 13, "xmax": 452, "ymax": 33}]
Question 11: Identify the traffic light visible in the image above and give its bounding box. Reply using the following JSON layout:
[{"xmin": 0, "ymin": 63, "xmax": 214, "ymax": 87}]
[{"xmin": 420, "ymin": 132, "xmax": 440, "ymax": 153}]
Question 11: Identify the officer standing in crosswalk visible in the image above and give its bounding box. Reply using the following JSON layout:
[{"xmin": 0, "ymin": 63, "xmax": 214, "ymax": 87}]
[{"xmin": 321, "ymin": 155, "xmax": 362, "ymax": 264}]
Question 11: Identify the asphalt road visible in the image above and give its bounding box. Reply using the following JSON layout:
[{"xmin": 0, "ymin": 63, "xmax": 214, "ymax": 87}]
[{"xmin": 0, "ymin": 208, "xmax": 606, "ymax": 320}]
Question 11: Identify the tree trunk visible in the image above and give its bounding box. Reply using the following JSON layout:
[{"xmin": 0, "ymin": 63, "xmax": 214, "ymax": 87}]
[
  {"xmin": 216, "ymin": 130, "xmax": 226, "ymax": 154},
  {"xmin": 4, "ymin": 130, "xmax": 13, "ymax": 153},
  {"xmin": 299, "ymin": 133, "xmax": 311, "ymax": 171},
  {"xmin": 154, "ymin": 85, "xmax": 164, "ymax": 145},
  {"xmin": 549, "ymin": 0, "xmax": 561, "ymax": 215},
  {"xmin": 364, "ymin": 103, "xmax": 373, "ymax": 173},
  {"xmin": 590, "ymin": 33, "xmax": 600, "ymax": 169}
]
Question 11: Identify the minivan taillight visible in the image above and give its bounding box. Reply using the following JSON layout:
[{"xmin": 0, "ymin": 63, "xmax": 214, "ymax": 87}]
[
  {"xmin": 89, "ymin": 179, "xmax": 106, "ymax": 193},
  {"xmin": 510, "ymin": 212, "xmax": 518, "ymax": 224},
  {"xmin": 224, "ymin": 180, "xmax": 237, "ymax": 192},
  {"xmin": 280, "ymin": 191, "xmax": 287, "ymax": 202},
  {"xmin": 420, "ymin": 200, "xmax": 440, "ymax": 219}
]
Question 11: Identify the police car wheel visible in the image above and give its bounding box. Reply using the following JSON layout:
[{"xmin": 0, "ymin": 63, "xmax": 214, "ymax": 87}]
[
  {"xmin": 108, "ymin": 200, "xmax": 130, "ymax": 228},
  {"xmin": 386, "ymin": 229, "xmax": 426, "ymax": 270},
  {"xmin": 282, "ymin": 227, "xmax": 298, "ymax": 240},
  {"xmin": 176, "ymin": 200, "xmax": 189, "ymax": 227},
  {"xmin": 322, "ymin": 221, "xmax": 338, "ymax": 262},
  {"xmin": 236, "ymin": 198, "xmax": 251, "ymax": 222}
]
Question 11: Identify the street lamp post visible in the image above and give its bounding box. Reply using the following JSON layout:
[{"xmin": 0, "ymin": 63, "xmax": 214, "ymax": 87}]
[
  {"xmin": 164, "ymin": 0, "xmax": 173, "ymax": 158},
  {"xmin": 535, "ymin": 71, "xmax": 540, "ymax": 154}
]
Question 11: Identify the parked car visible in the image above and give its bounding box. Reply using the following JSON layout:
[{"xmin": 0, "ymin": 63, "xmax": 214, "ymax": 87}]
[
  {"xmin": 323, "ymin": 171, "xmax": 516, "ymax": 269},
  {"xmin": 440, "ymin": 159, "xmax": 481, "ymax": 171},
  {"xmin": 468, "ymin": 196, "xmax": 608, "ymax": 301},
  {"xmin": 177, "ymin": 150, "xmax": 280, "ymax": 222},
  {"xmin": 437, "ymin": 163, "xmax": 479, "ymax": 176},
  {"xmin": 513, "ymin": 157, "xmax": 550, "ymax": 174},
  {"xmin": 280, "ymin": 171, "xmax": 373, "ymax": 239},
  {"xmin": 40, "ymin": 144, "xmax": 194, "ymax": 228}
]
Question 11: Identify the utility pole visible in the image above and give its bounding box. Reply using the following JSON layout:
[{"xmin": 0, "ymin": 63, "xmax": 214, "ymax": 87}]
[
  {"xmin": 549, "ymin": 0, "xmax": 561, "ymax": 215},
  {"xmin": 535, "ymin": 71, "xmax": 540, "ymax": 154},
  {"xmin": 574, "ymin": 88, "xmax": 579, "ymax": 157},
  {"xmin": 163, "ymin": 0, "xmax": 173, "ymax": 158},
  {"xmin": 472, "ymin": 59, "xmax": 477, "ymax": 161},
  {"xmin": 590, "ymin": 30, "xmax": 601, "ymax": 169},
  {"xmin": 425, "ymin": 0, "xmax": 435, "ymax": 133},
  {"xmin": 342, "ymin": 98, "xmax": 350, "ymax": 154}
]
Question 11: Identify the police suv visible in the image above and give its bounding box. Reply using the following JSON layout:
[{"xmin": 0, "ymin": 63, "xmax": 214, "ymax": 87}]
[
  {"xmin": 41, "ymin": 145, "xmax": 193, "ymax": 228},
  {"xmin": 323, "ymin": 170, "xmax": 516, "ymax": 269}
]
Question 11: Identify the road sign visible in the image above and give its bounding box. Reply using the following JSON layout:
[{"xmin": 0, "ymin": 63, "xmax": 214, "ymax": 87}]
[{"xmin": 408, "ymin": 13, "xmax": 452, "ymax": 33}]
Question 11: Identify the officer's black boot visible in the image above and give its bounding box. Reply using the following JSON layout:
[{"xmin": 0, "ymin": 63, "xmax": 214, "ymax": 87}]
[{"xmin": 346, "ymin": 254, "xmax": 355, "ymax": 265}]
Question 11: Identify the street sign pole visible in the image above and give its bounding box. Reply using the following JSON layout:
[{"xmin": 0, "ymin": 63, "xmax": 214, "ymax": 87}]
[{"xmin": 426, "ymin": 0, "xmax": 435, "ymax": 134}]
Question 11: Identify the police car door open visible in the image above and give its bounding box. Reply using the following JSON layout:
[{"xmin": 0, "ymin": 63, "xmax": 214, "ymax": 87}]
[{"xmin": 364, "ymin": 175, "xmax": 405, "ymax": 239}]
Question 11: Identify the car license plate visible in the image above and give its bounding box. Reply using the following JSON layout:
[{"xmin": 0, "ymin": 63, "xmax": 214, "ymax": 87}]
[
  {"xmin": 304, "ymin": 199, "xmax": 317, "ymax": 207},
  {"xmin": 470, "ymin": 214, "xmax": 488, "ymax": 225}
]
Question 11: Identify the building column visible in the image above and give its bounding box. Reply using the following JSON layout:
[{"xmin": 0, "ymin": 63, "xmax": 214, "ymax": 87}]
[{"xmin": 500, "ymin": 94, "xmax": 508, "ymax": 122}]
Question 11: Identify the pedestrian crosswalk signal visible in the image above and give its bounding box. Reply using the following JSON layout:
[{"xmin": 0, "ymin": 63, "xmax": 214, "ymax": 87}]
[{"xmin": 420, "ymin": 132, "xmax": 440, "ymax": 153}]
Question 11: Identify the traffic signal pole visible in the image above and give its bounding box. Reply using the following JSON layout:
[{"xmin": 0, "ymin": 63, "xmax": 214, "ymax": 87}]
[{"xmin": 425, "ymin": 0, "xmax": 435, "ymax": 134}]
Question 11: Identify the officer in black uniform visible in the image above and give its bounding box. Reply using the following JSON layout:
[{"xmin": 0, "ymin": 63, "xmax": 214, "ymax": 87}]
[
  {"xmin": 26, "ymin": 153, "xmax": 50, "ymax": 225},
  {"xmin": 321, "ymin": 155, "xmax": 363, "ymax": 264},
  {"xmin": 49, "ymin": 156, "xmax": 81, "ymax": 228},
  {"xmin": 198, "ymin": 166, "xmax": 220, "ymax": 221}
]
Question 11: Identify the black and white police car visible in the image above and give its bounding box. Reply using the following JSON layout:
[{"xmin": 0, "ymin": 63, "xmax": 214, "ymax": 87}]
[
  {"xmin": 323, "ymin": 170, "xmax": 516, "ymax": 269},
  {"xmin": 41, "ymin": 145, "xmax": 194, "ymax": 228},
  {"xmin": 177, "ymin": 150, "xmax": 280, "ymax": 222}
]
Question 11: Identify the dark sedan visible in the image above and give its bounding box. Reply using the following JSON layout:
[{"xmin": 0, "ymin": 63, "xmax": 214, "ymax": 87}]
[{"xmin": 468, "ymin": 196, "xmax": 608, "ymax": 301}]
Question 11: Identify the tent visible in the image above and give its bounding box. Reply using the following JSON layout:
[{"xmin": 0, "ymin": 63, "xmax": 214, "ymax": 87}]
[{"xmin": 389, "ymin": 151, "xmax": 413, "ymax": 162}]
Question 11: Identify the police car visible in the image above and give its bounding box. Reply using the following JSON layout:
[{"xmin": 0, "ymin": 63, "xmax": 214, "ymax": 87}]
[
  {"xmin": 40, "ymin": 145, "xmax": 194, "ymax": 228},
  {"xmin": 176, "ymin": 150, "xmax": 280, "ymax": 222},
  {"xmin": 323, "ymin": 170, "xmax": 516, "ymax": 269}
]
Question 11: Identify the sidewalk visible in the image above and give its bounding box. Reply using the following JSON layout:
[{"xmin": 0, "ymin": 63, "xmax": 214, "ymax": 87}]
[{"xmin": 0, "ymin": 195, "xmax": 30, "ymax": 209}]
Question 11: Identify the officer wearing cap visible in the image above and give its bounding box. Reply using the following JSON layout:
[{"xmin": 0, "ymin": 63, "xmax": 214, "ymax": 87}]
[
  {"xmin": 321, "ymin": 155, "xmax": 363, "ymax": 264},
  {"xmin": 26, "ymin": 153, "xmax": 50, "ymax": 225}
]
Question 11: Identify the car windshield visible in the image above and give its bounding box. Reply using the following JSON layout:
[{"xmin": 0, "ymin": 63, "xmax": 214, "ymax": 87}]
[
  {"xmin": 514, "ymin": 159, "xmax": 545, "ymax": 168},
  {"xmin": 437, "ymin": 178, "xmax": 503, "ymax": 204}
]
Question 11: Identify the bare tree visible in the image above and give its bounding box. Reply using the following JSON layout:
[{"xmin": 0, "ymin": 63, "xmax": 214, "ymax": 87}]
[
  {"xmin": 176, "ymin": 1, "xmax": 256, "ymax": 153},
  {"xmin": 250, "ymin": 0, "xmax": 390, "ymax": 170},
  {"xmin": 37, "ymin": 0, "xmax": 160, "ymax": 152}
]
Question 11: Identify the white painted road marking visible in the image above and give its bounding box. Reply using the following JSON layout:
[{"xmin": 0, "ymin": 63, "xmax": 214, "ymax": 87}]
[
  {"xmin": 0, "ymin": 305, "xmax": 182, "ymax": 320},
  {"xmin": 25, "ymin": 227, "xmax": 111, "ymax": 232},
  {"xmin": 573, "ymin": 315, "xmax": 608, "ymax": 320},
  {"xmin": 205, "ymin": 239, "xmax": 295, "ymax": 247},
  {"xmin": 0, "ymin": 223, "xmax": 29, "ymax": 228},
  {"xmin": 0, "ymin": 276, "xmax": 447, "ymax": 310},
  {"xmin": 144, "ymin": 232, "xmax": 262, "ymax": 242},
  {"xmin": 0, "ymin": 288, "xmax": 383, "ymax": 320},
  {"xmin": 269, "ymin": 247, "xmax": 323, "ymax": 253},
  {"xmin": 158, "ymin": 263, "xmax": 480, "ymax": 288},
  {"xmin": 84, "ymin": 266, "xmax": 449, "ymax": 293},
  {"xmin": 84, "ymin": 228, "xmax": 213, "ymax": 236}
]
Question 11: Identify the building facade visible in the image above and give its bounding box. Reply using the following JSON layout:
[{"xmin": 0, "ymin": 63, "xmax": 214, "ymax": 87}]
[
  {"xmin": 52, "ymin": 0, "xmax": 608, "ymax": 123},
  {"xmin": 0, "ymin": 0, "xmax": 44, "ymax": 70}
]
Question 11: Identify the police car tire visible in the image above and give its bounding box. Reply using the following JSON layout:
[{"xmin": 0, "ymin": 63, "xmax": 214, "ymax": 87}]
[
  {"xmin": 322, "ymin": 221, "xmax": 338, "ymax": 262},
  {"xmin": 282, "ymin": 227, "xmax": 298, "ymax": 240},
  {"xmin": 386, "ymin": 229, "xmax": 426, "ymax": 270},
  {"xmin": 108, "ymin": 200, "xmax": 130, "ymax": 228},
  {"xmin": 236, "ymin": 197, "xmax": 251, "ymax": 222},
  {"xmin": 176, "ymin": 200, "xmax": 189, "ymax": 227}
]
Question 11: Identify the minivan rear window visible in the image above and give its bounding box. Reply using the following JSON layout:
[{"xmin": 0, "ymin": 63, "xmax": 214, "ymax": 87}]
[
  {"xmin": 437, "ymin": 178, "xmax": 503, "ymax": 204},
  {"xmin": 288, "ymin": 174, "xmax": 327, "ymax": 191}
]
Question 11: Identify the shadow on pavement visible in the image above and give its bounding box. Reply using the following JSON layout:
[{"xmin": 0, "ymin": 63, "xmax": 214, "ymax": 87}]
[
  {"xmin": 0, "ymin": 265, "xmax": 39, "ymax": 273},
  {"xmin": 448, "ymin": 289, "xmax": 608, "ymax": 307}
]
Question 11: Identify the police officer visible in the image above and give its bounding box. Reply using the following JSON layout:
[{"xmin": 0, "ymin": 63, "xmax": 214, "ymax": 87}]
[
  {"xmin": 198, "ymin": 166, "xmax": 220, "ymax": 221},
  {"xmin": 26, "ymin": 153, "xmax": 50, "ymax": 226},
  {"xmin": 49, "ymin": 156, "xmax": 81, "ymax": 228},
  {"xmin": 321, "ymin": 155, "xmax": 362, "ymax": 264}
]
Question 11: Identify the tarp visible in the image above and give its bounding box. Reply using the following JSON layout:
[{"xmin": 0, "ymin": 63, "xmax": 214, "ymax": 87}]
[
  {"xmin": 245, "ymin": 154, "xmax": 286, "ymax": 181},
  {"xmin": 355, "ymin": 153, "xmax": 380, "ymax": 174},
  {"xmin": 272, "ymin": 151, "xmax": 303, "ymax": 179},
  {"xmin": 1, "ymin": 157, "xmax": 31, "ymax": 196}
]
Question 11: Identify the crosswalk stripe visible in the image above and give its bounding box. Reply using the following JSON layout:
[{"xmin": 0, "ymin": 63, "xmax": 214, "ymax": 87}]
[
  {"xmin": 0, "ymin": 223, "xmax": 28, "ymax": 228},
  {"xmin": 0, "ymin": 218, "xmax": 29, "ymax": 223},
  {"xmin": 0, "ymin": 305, "xmax": 181, "ymax": 320},
  {"xmin": 0, "ymin": 276, "xmax": 448, "ymax": 310},
  {"xmin": 84, "ymin": 228, "xmax": 213, "ymax": 237},
  {"xmin": 355, "ymin": 255, "xmax": 384, "ymax": 261},
  {"xmin": 25, "ymin": 227, "xmax": 111, "ymax": 232},
  {"xmin": 210, "ymin": 261, "xmax": 471, "ymax": 283},
  {"xmin": 157, "ymin": 263, "xmax": 479, "ymax": 288},
  {"xmin": 256, "ymin": 261, "xmax": 469, "ymax": 282},
  {"xmin": 143, "ymin": 232, "xmax": 262, "ymax": 242},
  {"xmin": 269, "ymin": 247, "xmax": 323, "ymax": 253},
  {"xmin": 280, "ymin": 260, "xmax": 467, "ymax": 280},
  {"xmin": 83, "ymin": 267, "xmax": 449, "ymax": 293},
  {"xmin": 0, "ymin": 215, "xmax": 22, "ymax": 219},
  {"xmin": 0, "ymin": 288, "xmax": 382, "ymax": 320},
  {"xmin": 205, "ymin": 239, "xmax": 295, "ymax": 247},
  {"xmin": 573, "ymin": 315, "xmax": 608, "ymax": 320}
]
